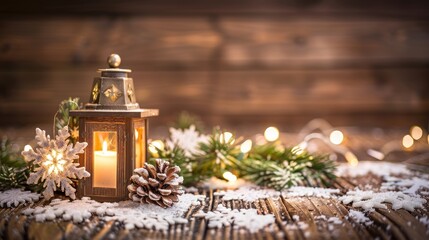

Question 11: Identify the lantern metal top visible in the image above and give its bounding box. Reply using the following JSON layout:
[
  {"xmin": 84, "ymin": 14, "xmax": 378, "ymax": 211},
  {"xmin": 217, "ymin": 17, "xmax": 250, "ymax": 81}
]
[
  {"xmin": 82, "ymin": 54, "xmax": 148, "ymax": 110},
  {"xmin": 98, "ymin": 54, "xmax": 131, "ymax": 77}
]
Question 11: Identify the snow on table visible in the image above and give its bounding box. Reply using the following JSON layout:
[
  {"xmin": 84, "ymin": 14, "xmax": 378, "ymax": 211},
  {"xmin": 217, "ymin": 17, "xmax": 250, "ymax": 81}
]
[{"xmin": 0, "ymin": 161, "xmax": 428, "ymax": 240}]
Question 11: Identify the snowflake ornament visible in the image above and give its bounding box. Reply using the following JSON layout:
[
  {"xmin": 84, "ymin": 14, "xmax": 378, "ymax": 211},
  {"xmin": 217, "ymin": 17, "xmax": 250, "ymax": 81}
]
[
  {"xmin": 21, "ymin": 127, "xmax": 90, "ymax": 200},
  {"xmin": 0, "ymin": 188, "xmax": 41, "ymax": 208}
]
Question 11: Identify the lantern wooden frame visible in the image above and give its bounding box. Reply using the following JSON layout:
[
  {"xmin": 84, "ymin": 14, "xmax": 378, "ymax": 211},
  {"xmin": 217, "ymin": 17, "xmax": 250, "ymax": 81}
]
[{"xmin": 71, "ymin": 109, "xmax": 158, "ymax": 202}]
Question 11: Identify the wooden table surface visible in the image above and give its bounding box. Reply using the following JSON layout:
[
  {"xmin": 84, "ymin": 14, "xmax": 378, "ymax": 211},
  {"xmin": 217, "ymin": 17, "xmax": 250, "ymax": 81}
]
[{"xmin": 1, "ymin": 166, "xmax": 428, "ymax": 240}]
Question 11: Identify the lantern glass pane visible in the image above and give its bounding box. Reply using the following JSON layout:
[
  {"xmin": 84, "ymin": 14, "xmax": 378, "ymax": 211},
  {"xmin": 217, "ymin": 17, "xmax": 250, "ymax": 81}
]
[
  {"xmin": 135, "ymin": 126, "xmax": 146, "ymax": 168},
  {"xmin": 93, "ymin": 131, "xmax": 117, "ymax": 188}
]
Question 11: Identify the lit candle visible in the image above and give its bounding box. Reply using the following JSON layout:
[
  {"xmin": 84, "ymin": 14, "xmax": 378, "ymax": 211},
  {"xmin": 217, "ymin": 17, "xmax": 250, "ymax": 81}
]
[{"xmin": 93, "ymin": 141, "xmax": 117, "ymax": 188}]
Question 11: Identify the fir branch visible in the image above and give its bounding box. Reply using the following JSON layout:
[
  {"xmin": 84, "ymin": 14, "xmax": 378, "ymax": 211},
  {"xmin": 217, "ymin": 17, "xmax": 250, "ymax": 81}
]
[
  {"xmin": 149, "ymin": 125, "xmax": 337, "ymax": 190},
  {"xmin": 192, "ymin": 128, "xmax": 241, "ymax": 181},
  {"xmin": 0, "ymin": 137, "xmax": 28, "ymax": 190},
  {"xmin": 54, "ymin": 98, "xmax": 81, "ymax": 144},
  {"xmin": 237, "ymin": 143, "xmax": 337, "ymax": 190}
]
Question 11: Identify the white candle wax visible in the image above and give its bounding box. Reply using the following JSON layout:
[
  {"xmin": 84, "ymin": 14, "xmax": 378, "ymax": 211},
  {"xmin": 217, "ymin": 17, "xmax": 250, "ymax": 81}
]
[{"xmin": 93, "ymin": 150, "xmax": 117, "ymax": 188}]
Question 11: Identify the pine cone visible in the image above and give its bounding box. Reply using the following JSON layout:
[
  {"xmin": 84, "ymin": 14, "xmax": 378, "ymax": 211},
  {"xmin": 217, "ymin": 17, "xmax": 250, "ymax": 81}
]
[{"xmin": 127, "ymin": 159, "xmax": 184, "ymax": 208}]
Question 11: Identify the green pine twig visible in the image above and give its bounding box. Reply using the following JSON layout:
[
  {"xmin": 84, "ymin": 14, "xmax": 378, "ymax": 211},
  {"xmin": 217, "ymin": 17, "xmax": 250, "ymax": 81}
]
[
  {"xmin": 0, "ymin": 137, "xmax": 29, "ymax": 191},
  {"xmin": 54, "ymin": 97, "xmax": 80, "ymax": 144}
]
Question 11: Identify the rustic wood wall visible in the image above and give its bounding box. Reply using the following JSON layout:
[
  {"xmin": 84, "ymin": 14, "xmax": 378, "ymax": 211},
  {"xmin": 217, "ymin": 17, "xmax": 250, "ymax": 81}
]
[{"xmin": 1, "ymin": 0, "xmax": 429, "ymax": 133}]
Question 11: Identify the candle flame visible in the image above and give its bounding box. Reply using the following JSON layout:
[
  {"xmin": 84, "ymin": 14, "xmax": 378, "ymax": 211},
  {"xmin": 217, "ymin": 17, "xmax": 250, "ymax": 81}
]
[{"xmin": 102, "ymin": 141, "xmax": 108, "ymax": 153}]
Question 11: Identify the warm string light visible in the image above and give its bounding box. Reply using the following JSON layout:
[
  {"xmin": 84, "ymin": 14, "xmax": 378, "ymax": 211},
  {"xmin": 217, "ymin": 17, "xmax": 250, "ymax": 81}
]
[
  {"xmin": 410, "ymin": 126, "xmax": 423, "ymax": 140},
  {"xmin": 148, "ymin": 140, "xmax": 165, "ymax": 155},
  {"xmin": 344, "ymin": 151, "xmax": 358, "ymax": 166},
  {"xmin": 291, "ymin": 145, "xmax": 305, "ymax": 155},
  {"xmin": 369, "ymin": 125, "xmax": 429, "ymax": 160},
  {"xmin": 240, "ymin": 139, "xmax": 252, "ymax": 153},
  {"xmin": 264, "ymin": 127, "xmax": 279, "ymax": 142},
  {"xmin": 220, "ymin": 132, "xmax": 234, "ymax": 144},
  {"xmin": 402, "ymin": 134, "xmax": 414, "ymax": 149},
  {"xmin": 329, "ymin": 130, "xmax": 344, "ymax": 145},
  {"xmin": 24, "ymin": 145, "xmax": 33, "ymax": 152},
  {"xmin": 296, "ymin": 132, "xmax": 358, "ymax": 166},
  {"xmin": 367, "ymin": 149, "xmax": 385, "ymax": 160},
  {"xmin": 223, "ymin": 171, "xmax": 237, "ymax": 183}
]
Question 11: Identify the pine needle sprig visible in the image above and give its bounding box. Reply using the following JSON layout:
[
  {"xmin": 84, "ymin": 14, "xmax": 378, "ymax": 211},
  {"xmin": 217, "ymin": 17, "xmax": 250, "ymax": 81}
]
[
  {"xmin": 192, "ymin": 128, "xmax": 241, "ymax": 180},
  {"xmin": 149, "ymin": 123, "xmax": 337, "ymax": 190},
  {"xmin": 54, "ymin": 98, "xmax": 80, "ymax": 144},
  {"xmin": 236, "ymin": 157, "xmax": 304, "ymax": 190},
  {"xmin": 236, "ymin": 143, "xmax": 337, "ymax": 190},
  {"xmin": 0, "ymin": 137, "xmax": 29, "ymax": 190}
]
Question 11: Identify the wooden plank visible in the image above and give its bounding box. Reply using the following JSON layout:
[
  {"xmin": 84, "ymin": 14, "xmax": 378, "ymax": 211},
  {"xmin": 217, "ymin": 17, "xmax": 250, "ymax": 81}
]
[
  {"xmin": 1, "ymin": 0, "xmax": 429, "ymax": 19},
  {"xmin": 219, "ymin": 19, "xmax": 429, "ymax": 68},
  {"xmin": 0, "ymin": 18, "xmax": 219, "ymax": 69},
  {"xmin": 0, "ymin": 70, "xmax": 213, "ymax": 126},
  {"xmin": 212, "ymin": 69, "xmax": 429, "ymax": 113},
  {"xmin": 27, "ymin": 221, "xmax": 64, "ymax": 240},
  {"xmin": 0, "ymin": 68, "xmax": 428, "ymax": 128},
  {"xmin": 6, "ymin": 215, "xmax": 26, "ymax": 240},
  {"xmin": 1, "ymin": 18, "xmax": 429, "ymax": 69}
]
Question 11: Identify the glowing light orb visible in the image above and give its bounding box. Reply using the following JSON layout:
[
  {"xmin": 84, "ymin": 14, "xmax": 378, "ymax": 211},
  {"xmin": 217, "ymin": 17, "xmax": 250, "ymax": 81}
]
[
  {"xmin": 329, "ymin": 130, "xmax": 344, "ymax": 145},
  {"xmin": 149, "ymin": 140, "xmax": 165, "ymax": 154},
  {"xmin": 410, "ymin": 126, "xmax": 423, "ymax": 140},
  {"xmin": 24, "ymin": 145, "xmax": 33, "ymax": 152},
  {"xmin": 220, "ymin": 132, "xmax": 234, "ymax": 144},
  {"xmin": 240, "ymin": 139, "xmax": 252, "ymax": 153},
  {"xmin": 345, "ymin": 151, "xmax": 359, "ymax": 166},
  {"xmin": 402, "ymin": 135, "xmax": 414, "ymax": 149},
  {"xmin": 223, "ymin": 171, "xmax": 237, "ymax": 183},
  {"xmin": 264, "ymin": 127, "xmax": 279, "ymax": 142}
]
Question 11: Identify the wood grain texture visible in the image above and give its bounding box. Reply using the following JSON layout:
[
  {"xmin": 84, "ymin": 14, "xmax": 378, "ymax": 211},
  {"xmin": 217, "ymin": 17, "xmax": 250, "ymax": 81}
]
[
  {"xmin": 0, "ymin": 2, "xmax": 428, "ymax": 130},
  {"xmin": 0, "ymin": 173, "xmax": 428, "ymax": 240},
  {"xmin": 1, "ymin": 18, "xmax": 429, "ymax": 69},
  {"xmin": 1, "ymin": 0, "xmax": 429, "ymax": 19}
]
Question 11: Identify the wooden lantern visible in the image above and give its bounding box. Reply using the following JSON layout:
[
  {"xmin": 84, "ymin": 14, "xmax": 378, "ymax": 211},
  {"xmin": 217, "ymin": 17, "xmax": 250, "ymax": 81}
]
[{"xmin": 70, "ymin": 54, "xmax": 158, "ymax": 202}]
